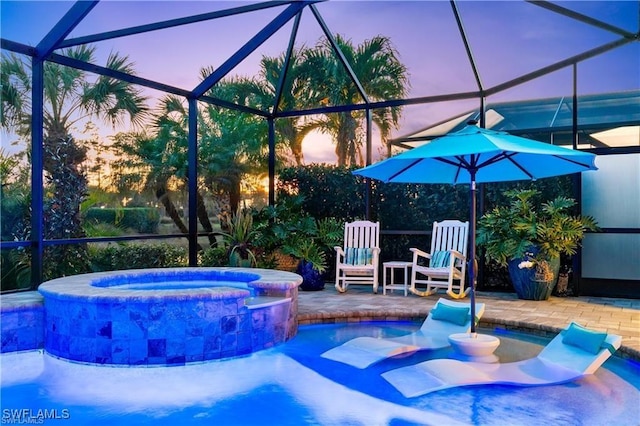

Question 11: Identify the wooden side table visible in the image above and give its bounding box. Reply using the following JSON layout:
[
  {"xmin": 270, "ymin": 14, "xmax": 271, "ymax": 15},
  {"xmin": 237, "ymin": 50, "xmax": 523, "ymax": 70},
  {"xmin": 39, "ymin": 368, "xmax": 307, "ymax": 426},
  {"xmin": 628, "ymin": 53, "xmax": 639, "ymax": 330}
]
[{"xmin": 383, "ymin": 261, "xmax": 412, "ymax": 296}]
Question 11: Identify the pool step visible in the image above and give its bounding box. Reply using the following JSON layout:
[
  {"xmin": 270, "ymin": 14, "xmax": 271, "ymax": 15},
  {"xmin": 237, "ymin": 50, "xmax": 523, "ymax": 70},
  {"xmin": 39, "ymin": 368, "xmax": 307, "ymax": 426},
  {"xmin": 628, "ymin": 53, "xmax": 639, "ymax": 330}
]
[{"xmin": 245, "ymin": 296, "xmax": 291, "ymax": 309}]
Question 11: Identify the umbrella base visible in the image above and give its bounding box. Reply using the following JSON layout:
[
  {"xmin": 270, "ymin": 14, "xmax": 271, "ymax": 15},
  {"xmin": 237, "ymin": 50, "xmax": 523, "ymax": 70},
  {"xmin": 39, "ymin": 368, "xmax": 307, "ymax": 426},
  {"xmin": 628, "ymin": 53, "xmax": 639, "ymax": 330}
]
[{"xmin": 448, "ymin": 333, "xmax": 500, "ymax": 362}]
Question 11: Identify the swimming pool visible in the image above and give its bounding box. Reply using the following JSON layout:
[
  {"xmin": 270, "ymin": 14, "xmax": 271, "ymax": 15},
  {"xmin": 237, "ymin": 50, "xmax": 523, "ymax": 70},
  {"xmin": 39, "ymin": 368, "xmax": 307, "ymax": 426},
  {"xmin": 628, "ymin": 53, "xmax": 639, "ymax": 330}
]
[{"xmin": 2, "ymin": 322, "xmax": 639, "ymax": 425}]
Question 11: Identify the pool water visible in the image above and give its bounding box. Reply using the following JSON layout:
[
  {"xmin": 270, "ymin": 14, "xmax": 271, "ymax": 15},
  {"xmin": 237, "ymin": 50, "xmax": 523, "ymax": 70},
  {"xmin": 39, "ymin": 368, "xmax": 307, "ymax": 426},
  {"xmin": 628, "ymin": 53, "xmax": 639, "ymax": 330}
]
[
  {"xmin": 2, "ymin": 322, "xmax": 639, "ymax": 425},
  {"xmin": 111, "ymin": 280, "xmax": 253, "ymax": 292}
]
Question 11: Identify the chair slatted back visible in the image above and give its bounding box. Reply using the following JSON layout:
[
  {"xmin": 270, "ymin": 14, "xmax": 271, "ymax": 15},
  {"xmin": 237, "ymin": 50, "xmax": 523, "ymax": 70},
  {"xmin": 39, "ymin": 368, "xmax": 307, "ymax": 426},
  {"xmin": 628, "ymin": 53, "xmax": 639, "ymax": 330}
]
[
  {"xmin": 344, "ymin": 220, "xmax": 380, "ymax": 249},
  {"xmin": 430, "ymin": 220, "xmax": 469, "ymax": 258}
]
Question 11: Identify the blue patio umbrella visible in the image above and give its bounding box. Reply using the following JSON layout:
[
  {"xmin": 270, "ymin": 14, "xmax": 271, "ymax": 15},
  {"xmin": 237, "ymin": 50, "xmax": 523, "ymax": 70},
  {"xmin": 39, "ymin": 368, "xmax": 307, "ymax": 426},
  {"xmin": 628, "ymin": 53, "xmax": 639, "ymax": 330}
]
[{"xmin": 353, "ymin": 123, "xmax": 598, "ymax": 333}]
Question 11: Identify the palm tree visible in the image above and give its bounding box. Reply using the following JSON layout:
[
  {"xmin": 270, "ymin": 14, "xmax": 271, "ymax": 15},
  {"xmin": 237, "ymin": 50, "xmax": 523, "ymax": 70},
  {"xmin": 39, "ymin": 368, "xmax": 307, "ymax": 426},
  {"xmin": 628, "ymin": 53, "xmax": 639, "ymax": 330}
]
[
  {"xmin": 0, "ymin": 54, "xmax": 31, "ymax": 135},
  {"xmin": 111, "ymin": 121, "xmax": 191, "ymax": 235},
  {"xmin": 197, "ymin": 71, "xmax": 286, "ymax": 212},
  {"xmin": 112, "ymin": 76, "xmax": 276, "ymax": 250},
  {"xmin": 1, "ymin": 46, "xmax": 148, "ymax": 279},
  {"xmin": 259, "ymin": 49, "xmax": 324, "ymax": 166},
  {"xmin": 1, "ymin": 46, "xmax": 148, "ymax": 149},
  {"xmin": 304, "ymin": 35, "xmax": 409, "ymax": 166},
  {"xmin": 112, "ymin": 95, "xmax": 213, "ymax": 249}
]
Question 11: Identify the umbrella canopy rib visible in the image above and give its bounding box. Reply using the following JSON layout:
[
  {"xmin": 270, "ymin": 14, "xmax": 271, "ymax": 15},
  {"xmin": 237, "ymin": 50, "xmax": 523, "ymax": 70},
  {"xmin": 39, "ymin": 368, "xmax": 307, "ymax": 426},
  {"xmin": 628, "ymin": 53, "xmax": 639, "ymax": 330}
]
[
  {"xmin": 481, "ymin": 152, "xmax": 536, "ymax": 180},
  {"xmin": 505, "ymin": 155, "xmax": 535, "ymax": 180},
  {"xmin": 476, "ymin": 152, "xmax": 515, "ymax": 169},
  {"xmin": 550, "ymin": 154, "xmax": 595, "ymax": 169},
  {"xmin": 387, "ymin": 159, "xmax": 425, "ymax": 182},
  {"xmin": 434, "ymin": 157, "xmax": 468, "ymax": 184}
]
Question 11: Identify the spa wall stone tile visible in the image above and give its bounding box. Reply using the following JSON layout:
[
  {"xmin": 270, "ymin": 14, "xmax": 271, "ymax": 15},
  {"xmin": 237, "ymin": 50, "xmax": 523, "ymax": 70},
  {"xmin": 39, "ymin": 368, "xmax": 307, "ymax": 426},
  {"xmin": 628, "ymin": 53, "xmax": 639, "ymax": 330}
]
[
  {"xmin": 3, "ymin": 268, "xmax": 302, "ymax": 365},
  {"xmin": 1, "ymin": 294, "xmax": 44, "ymax": 353}
]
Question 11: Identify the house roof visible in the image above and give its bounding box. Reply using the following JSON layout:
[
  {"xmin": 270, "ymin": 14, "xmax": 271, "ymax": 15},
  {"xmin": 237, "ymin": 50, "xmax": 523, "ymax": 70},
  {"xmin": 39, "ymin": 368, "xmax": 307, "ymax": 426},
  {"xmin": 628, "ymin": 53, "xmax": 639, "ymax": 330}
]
[{"xmin": 390, "ymin": 90, "xmax": 640, "ymax": 150}]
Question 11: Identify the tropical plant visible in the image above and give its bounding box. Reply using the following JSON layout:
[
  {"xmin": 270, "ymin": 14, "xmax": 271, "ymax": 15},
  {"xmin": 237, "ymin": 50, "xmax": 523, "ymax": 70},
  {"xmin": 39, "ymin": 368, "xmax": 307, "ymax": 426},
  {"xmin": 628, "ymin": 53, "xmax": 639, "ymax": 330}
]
[
  {"xmin": 276, "ymin": 215, "xmax": 342, "ymax": 291},
  {"xmin": 0, "ymin": 149, "xmax": 30, "ymax": 240},
  {"xmin": 220, "ymin": 209, "xmax": 259, "ymax": 267},
  {"xmin": 110, "ymin": 126, "xmax": 195, "ymax": 243},
  {"xmin": 82, "ymin": 221, "xmax": 126, "ymax": 238},
  {"xmin": 280, "ymin": 217, "xmax": 343, "ymax": 274},
  {"xmin": 0, "ymin": 150, "xmax": 31, "ymax": 290},
  {"xmin": 1, "ymin": 47, "xmax": 148, "ymax": 139},
  {"xmin": 253, "ymin": 195, "xmax": 306, "ymax": 252},
  {"xmin": 199, "ymin": 75, "xmax": 273, "ymax": 213},
  {"xmin": 477, "ymin": 189, "xmax": 600, "ymax": 266},
  {"xmin": 284, "ymin": 238, "xmax": 326, "ymax": 273},
  {"xmin": 1, "ymin": 46, "xmax": 148, "ymax": 280},
  {"xmin": 0, "ymin": 247, "xmax": 31, "ymax": 292},
  {"xmin": 303, "ymin": 35, "xmax": 409, "ymax": 166},
  {"xmin": 253, "ymin": 195, "xmax": 343, "ymax": 273}
]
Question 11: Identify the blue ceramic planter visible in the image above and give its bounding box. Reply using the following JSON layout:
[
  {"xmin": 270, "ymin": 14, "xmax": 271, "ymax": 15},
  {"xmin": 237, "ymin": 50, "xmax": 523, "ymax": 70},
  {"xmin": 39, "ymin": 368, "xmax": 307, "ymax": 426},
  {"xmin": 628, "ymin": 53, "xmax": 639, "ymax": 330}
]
[
  {"xmin": 297, "ymin": 260, "xmax": 325, "ymax": 291},
  {"xmin": 507, "ymin": 255, "xmax": 560, "ymax": 301}
]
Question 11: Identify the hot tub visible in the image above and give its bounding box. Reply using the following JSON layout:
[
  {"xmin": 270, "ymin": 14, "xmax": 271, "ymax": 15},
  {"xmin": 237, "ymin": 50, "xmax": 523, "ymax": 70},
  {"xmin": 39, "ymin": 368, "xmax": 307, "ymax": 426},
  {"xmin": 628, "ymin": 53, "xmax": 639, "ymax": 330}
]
[{"xmin": 38, "ymin": 268, "xmax": 302, "ymax": 366}]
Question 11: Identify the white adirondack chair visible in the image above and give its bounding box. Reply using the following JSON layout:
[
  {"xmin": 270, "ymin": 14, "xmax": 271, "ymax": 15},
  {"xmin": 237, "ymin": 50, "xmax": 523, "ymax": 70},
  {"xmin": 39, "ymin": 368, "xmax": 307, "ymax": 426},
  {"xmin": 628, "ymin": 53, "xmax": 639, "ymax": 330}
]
[
  {"xmin": 334, "ymin": 220, "xmax": 381, "ymax": 293},
  {"xmin": 410, "ymin": 220, "xmax": 470, "ymax": 299}
]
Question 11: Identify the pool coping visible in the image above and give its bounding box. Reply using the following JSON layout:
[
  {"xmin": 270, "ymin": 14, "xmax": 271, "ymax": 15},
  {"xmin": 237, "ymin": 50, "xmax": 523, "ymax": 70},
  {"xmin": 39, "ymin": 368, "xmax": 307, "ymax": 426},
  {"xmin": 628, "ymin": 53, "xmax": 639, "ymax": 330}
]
[{"xmin": 37, "ymin": 267, "xmax": 302, "ymax": 301}]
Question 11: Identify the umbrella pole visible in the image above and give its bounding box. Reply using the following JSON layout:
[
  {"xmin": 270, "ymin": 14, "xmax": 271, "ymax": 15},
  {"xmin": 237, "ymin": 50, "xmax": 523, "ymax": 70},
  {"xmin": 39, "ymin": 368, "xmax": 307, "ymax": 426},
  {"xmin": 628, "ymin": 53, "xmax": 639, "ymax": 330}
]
[{"xmin": 469, "ymin": 174, "xmax": 477, "ymax": 335}]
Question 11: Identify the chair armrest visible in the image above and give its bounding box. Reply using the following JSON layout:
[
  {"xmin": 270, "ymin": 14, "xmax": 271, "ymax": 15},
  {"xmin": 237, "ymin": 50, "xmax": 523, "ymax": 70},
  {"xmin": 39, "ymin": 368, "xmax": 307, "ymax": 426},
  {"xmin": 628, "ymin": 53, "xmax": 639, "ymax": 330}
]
[
  {"xmin": 410, "ymin": 247, "xmax": 431, "ymax": 267},
  {"xmin": 448, "ymin": 250, "xmax": 465, "ymax": 268},
  {"xmin": 335, "ymin": 246, "xmax": 345, "ymax": 259},
  {"xmin": 371, "ymin": 247, "xmax": 381, "ymax": 266},
  {"xmin": 410, "ymin": 247, "xmax": 431, "ymax": 259},
  {"xmin": 449, "ymin": 250, "xmax": 465, "ymax": 261}
]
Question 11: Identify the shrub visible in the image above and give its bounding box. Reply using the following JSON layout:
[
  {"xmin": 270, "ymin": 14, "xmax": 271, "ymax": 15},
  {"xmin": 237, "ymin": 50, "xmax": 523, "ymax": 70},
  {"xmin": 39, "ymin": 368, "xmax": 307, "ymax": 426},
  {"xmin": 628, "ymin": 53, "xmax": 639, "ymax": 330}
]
[
  {"xmin": 89, "ymin": 243, "xmax": 188, "ymax": 271},
  {"xmin": 199, "ymin": 246, "xmax": 228, "ymax": 267},
  {"xmin": 85, "ymin": 207, "xmax": 160, "ymax": 234},
  {"xmin": 276, "ymin": 165, "xmax": 574, "ymax": 234},
  {"xmin": 1, "ymin": 248, "xmax": 31, "ymax": 291},
  {"xmin": 277, "ymin": 165, "xmax": 366, "ymax": 222}
]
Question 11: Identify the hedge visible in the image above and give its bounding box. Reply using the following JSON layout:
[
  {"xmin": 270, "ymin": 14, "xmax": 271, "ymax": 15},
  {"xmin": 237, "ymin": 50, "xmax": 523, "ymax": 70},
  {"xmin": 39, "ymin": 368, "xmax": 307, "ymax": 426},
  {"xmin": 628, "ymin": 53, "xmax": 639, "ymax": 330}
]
[
  {"xmin": 85, "ymin": 207, "xmax": 160, "ymax": 234},
  {"xmin": 90, "ymin": 243, "xmax": 188, "ymax": 272},
  {"xmin": 276, "ymin": 165, "xmax": 573, "ymax": 231}
]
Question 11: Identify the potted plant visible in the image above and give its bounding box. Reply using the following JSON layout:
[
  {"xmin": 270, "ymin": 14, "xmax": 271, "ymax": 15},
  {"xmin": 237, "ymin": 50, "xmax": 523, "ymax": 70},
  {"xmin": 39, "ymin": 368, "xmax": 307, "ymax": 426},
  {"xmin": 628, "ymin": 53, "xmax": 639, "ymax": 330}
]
[
  {"xmin": 252, "ymin": 196, "xmax": 304, "ymax": 271},
  {"xmin": 252, "ymin": 196, "xmax": 343, "ymax": 289},
  {"xmin": 283, "ymin": 238, "xmax": 326, "ymax": 290},
  {"xmin": 477, "ymin": 189, "xmax": 598, "ymax": 300},
  {"xmin": 220, "ymin": 209, "xmax": 258, "ymax": 267},
  {"xmin": 281, "ymin": 217, "xmax": 343, "ymax": 291}
]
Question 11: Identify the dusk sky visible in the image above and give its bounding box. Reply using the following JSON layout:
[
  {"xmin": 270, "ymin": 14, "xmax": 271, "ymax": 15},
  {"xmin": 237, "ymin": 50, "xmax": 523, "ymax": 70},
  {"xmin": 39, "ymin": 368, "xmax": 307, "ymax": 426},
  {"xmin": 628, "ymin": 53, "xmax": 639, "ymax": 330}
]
[{"xmin": 1, "ymin": 1, "xmax": 638, "ymax": 162}]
